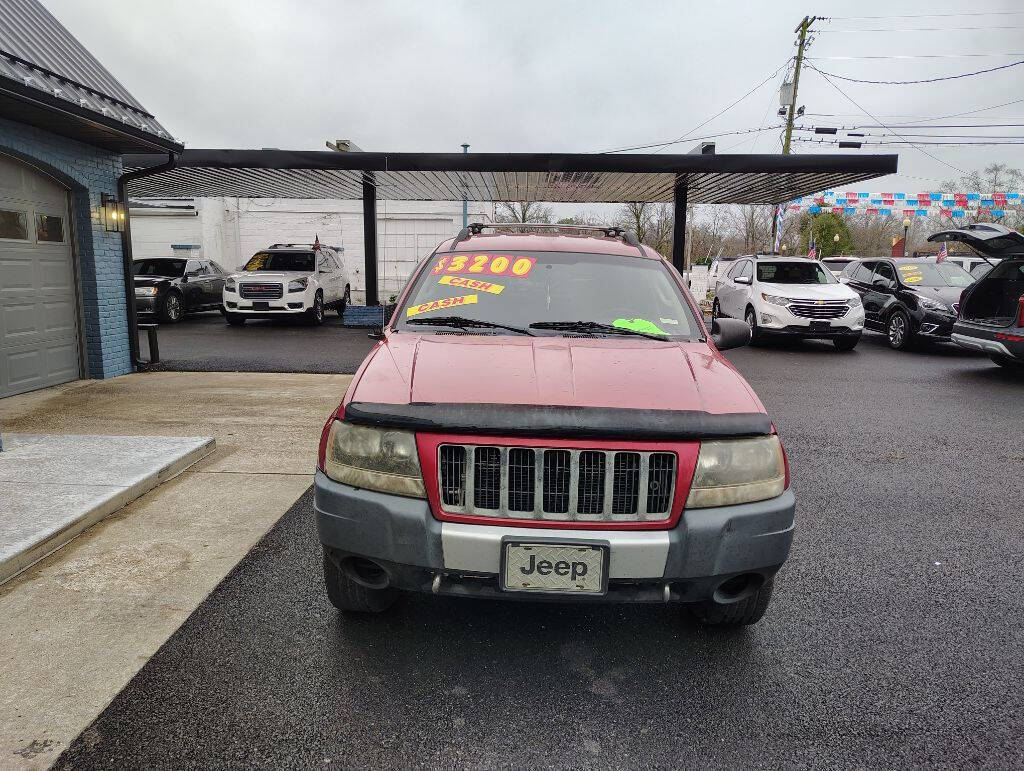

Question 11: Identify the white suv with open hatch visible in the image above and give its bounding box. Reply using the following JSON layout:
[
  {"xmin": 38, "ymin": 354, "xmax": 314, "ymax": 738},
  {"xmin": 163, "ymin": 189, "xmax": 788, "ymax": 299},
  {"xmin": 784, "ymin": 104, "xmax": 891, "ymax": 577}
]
[
  {"xmin": 223, "ymin": 243, "xmax": 350, "ymax": 325},
  {"xmin": 713, "ymin": 256, "xmax": 865, "ymax": 350}
]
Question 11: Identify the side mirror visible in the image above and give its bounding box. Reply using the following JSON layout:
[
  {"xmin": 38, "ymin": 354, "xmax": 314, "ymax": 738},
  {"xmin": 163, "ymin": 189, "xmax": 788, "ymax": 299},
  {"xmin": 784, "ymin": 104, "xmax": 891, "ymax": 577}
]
[
  {"xmin": 367, "ymin": 327, "xmax": 385, "ymax": 341},
  {"xmin": 711, "ymin": 317, "xmax": 751, "ymax": 351},
  {"xmin": 735, "ymin": 275, "xmax": 752, "ymax": 285}
]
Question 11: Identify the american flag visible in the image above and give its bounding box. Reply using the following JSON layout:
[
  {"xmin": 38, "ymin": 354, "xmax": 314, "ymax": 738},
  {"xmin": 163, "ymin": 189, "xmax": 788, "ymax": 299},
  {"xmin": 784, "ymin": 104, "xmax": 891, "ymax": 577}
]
[
  {"xmin": 936, "ymin": 241, "xmax": 948, "ymax": 262},
  {"xmin": 313, "ymin": 234, "xmax": 322, "ymax": 251},
  {"xmin": 807, "ymin": 235, "xmax": 817, "ymax": 260}
]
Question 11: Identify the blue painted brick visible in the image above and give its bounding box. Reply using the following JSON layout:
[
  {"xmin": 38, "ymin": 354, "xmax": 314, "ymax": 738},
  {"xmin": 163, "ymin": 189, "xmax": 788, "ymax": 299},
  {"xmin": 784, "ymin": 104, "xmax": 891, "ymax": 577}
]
[{"xmin": 0, "ymin": 117, "xmax": 131, "ymax": 379}]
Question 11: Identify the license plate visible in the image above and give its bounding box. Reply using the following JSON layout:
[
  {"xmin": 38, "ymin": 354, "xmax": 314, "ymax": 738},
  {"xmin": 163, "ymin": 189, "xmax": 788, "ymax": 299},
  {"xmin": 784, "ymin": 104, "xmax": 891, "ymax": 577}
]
[
  {"xmin": 500, "ymin": 541, "xmax": 608, "ymax": 595},
  {"xmin": 809, "ymin": 321, "xmax": 831, "ymax": 331},
  {"xmin": 253, "ymin": 301, "xmax": 270, "ymax": 310}
]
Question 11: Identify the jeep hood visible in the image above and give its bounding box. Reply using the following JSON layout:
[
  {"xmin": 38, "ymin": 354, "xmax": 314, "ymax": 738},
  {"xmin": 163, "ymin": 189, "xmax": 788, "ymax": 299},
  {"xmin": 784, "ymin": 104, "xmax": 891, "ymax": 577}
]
[
  {"xmin": 759, "ymin": 282, "xmax": 856, "ymax": 300},
  {"xmin": 347, "ymin": 334, "xmax": 764, "ymax": 415},
  {"xmin": 232, "ymin": 271, "xmax": 311, "ymax": 281}
]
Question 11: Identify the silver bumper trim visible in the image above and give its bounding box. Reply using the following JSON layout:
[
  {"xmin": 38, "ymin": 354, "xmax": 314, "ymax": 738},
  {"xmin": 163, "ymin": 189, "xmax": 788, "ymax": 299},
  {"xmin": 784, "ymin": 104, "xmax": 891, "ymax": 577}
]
[
  {"xmin": 951, "ymin": 333, "xmax": 1012, "ymax": 356},
  {"xmin": 441, "ymin": 522, "xmax": 670, "ymax": 578}
]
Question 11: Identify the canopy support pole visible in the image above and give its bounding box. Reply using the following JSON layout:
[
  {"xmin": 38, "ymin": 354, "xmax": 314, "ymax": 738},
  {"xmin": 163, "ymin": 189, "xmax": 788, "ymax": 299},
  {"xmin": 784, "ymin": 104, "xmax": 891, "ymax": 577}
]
[
  {"xmin": 671, "ymin": 174, "xmax": 688, "ymax": 273},
  {"xmin": 362, "ymin": 172, "xmax": 379, "ymax": 306}
]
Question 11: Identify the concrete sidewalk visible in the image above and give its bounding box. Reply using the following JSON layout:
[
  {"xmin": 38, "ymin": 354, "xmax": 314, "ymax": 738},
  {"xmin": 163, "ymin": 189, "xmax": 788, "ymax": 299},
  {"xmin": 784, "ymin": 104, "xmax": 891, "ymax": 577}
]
[
  {"xmin": 0, "ymin": 372, "xmax": 351, "ymax": 768},
  {"xmin": 0, "ymin": 434, "xmax": 214, "ymax": 585}
]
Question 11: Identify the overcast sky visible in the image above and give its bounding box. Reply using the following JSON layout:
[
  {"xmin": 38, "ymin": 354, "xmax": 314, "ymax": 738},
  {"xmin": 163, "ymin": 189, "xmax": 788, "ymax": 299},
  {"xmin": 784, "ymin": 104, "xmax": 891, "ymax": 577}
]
[{"xmin": 44, "ymin": 0, "xmax": 1024, "ymax": 195}]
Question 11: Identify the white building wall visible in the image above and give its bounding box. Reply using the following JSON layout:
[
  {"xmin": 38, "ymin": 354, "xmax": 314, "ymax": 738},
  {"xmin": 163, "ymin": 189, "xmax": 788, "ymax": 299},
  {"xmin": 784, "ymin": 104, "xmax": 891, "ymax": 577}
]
[{"xmin": 130, "ymin": 198, "xmax": 491, "ymax": 301}]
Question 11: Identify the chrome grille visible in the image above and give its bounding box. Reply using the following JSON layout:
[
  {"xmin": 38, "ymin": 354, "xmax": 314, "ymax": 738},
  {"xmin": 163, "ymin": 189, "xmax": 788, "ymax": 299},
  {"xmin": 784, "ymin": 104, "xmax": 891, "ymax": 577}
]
[
  {"xmin": 239, "ymin": 282, "xmax": 283, "ymax": 299},
  {"xmin": 437, "ymin": 444, "xmax": 676, "ymax": 522},
  {"xmin": 787, "ymin": 300, "xmax": 849, "ymax": 319}
]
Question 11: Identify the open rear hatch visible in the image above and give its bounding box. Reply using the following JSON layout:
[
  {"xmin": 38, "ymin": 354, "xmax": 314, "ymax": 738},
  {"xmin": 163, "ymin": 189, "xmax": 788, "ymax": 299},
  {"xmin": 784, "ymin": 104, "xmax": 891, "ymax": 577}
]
[{"xmin": 930, "ymin": 225, "xmax": 1024, "ymax": 326}]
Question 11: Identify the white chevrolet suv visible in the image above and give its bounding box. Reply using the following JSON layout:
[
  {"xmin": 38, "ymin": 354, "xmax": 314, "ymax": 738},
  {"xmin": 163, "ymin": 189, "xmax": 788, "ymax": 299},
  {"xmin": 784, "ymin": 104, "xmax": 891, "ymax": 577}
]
[
  {"xmin": 223, "ymin": 244, "xmax": 350, "ymax": 326},
  {"xmin": 713, "ymin": 256, "xmax": 865, "ymax": 350}
]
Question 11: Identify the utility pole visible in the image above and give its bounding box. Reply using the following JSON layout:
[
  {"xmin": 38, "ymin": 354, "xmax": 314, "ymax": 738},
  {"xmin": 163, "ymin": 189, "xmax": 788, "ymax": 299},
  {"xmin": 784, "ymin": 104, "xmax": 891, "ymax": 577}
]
[
  {"xmin": 775, "ymin": 15, "xmax": 817, "ymax": 252},
  {"xmin": 782, "ymin": 15, "xmax": 817, "ymax": 155}
]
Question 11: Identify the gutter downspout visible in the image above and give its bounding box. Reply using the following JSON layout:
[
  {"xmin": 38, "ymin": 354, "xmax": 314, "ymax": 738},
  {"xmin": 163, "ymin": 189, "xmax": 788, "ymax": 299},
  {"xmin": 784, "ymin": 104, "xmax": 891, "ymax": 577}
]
[{"xmin": 117, "ymin": 152, "xmax": 177, "ymax": 371}]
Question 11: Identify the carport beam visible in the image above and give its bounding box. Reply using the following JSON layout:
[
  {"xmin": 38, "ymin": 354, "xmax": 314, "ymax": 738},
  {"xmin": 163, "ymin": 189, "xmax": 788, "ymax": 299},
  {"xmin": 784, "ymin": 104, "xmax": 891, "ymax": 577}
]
[
  {"xmin": 671, "ymin": 174, "xmax": 688, "ymax": 273},
  {"xmin": 362, "ymin": 172, "xmax": 379, "ymax": 307}
]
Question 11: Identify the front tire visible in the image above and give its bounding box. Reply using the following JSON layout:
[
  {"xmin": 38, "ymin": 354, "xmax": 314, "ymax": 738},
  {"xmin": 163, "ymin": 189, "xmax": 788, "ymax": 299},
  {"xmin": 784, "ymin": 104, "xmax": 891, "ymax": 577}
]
[
  {"xmin": 323, "ymin": 552, "xmax": 396, "ymax": 613},
  {"xmin": 337, "ymin": 285, "xmax": 350, "ymax": 317},
  {"xmin": 833, "ymin": 334, "xmax": 860, "ymax": 351},
  {"xmin": 688, "ymin": 576, "xmax": 775, "ymax": 628},
  {"xmin": 160, "ymin": 290, "xmax": 183, "ymax": 323},
  {"xmin": 886, "ymin": 310, "xmax": 913, "ymax": 350},
  {"xmin": 745, "ymin": 306, "xmax": 760, "ymax": 345},
  {"xmin": 306, "ymin": 291, "xmax": 325, "ymax": 326}
]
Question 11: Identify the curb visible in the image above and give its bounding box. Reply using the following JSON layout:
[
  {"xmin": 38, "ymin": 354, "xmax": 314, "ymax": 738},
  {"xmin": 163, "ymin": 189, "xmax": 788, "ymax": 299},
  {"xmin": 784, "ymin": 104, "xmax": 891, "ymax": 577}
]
[{"xmin": 0, "ymin": 437, "xmax": 216, "ymax": 586}]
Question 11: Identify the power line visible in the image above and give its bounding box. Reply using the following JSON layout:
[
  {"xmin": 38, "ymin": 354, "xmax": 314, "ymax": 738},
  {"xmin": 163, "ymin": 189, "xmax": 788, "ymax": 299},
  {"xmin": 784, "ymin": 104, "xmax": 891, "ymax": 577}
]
[
  {"xmin": 810, "ymin": 53, "xmax": 1024, "ymax": 60},
  {"xmin": 795, "ymin": 123, "xmax": 1024, "ymax": 131},
  {"xmin": 795, "ymin": 138, "xmax": 1024, "ymax": 146},
  {"xmin": 602, "ymin": 126, "xmax": 784, "ymax": 154},
  {"xmin": 601, "ymin": 59, "xmax": 791, "ymax": 154},
  {"xmin": 819, "ymin": 25, "xmax": 1024, "ymax": 33},
  {"xmin": 802, "ymin": 96, "xmax": 1024, "ymax": 124},
  {"xmin": 810, "ymin": 67, "xmax": 968, "ymax": 176},
  {"xmin": 826, "ymin": 12, "xmax": 1024, "ymax": 20},
  {"xmin": 807, "ymin": 59, "xmax": 1024, "ymax": 85}
]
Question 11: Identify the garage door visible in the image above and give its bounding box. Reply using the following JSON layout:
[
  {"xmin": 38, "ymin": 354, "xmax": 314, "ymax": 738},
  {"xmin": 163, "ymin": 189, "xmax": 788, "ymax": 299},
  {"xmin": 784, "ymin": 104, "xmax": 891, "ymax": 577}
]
[
  {"xmin": 0, "ymin": 155, "xmax": 80, "ymax": 398},
  {"xmin": 380, "ymin": 218, "xmax": 460, "ymax": 296}
]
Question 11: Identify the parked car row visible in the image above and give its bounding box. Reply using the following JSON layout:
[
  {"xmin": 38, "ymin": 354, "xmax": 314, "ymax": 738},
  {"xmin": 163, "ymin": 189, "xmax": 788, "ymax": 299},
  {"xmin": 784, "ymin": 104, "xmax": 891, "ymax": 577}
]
[
  {"xmin": 133, "ymin": 242, "xmax": 351, "ymax": 326},
  {"xmin": 707, "ymin": 224, "xmax": 1024, "ymax": 366}
]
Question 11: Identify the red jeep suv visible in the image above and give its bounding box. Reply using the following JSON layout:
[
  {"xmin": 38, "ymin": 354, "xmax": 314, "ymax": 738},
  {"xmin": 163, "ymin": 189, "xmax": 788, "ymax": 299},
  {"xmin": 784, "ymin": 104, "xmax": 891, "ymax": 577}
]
[{"xmin": 315, "ymin": 224, "xmax": 794, "ymax": 627}]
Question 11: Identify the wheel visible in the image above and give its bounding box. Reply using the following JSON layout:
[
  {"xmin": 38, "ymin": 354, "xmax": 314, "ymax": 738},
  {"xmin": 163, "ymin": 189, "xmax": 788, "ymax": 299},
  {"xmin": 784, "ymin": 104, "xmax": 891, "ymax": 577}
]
[
  {"xmin": 744, "ymin": 306, "xmax": 760, "ymax": 344},
  {"xmin": 833, "ymin": 334, "xmax": 860, "ymax": 351},
  {"xmin": 225, "ymin": 313, "xmax": 246, "ymax": 326},
  {"xmin": 711, "ymin": 298, "xmax": 721, "ymax": 320},
  {"xmin": 337, "ymin": 285, "xmax": 350, "ymax": 317},
  {"xmin": 323, "ymin": 551, "xmax": 396, "ymax": 613},
  {"xmin": 306, "ymin": 291, "xmax": 325, "ymax": 326},
  {"xmin": 990, "ymin": 353, "xmax": 1024, "ymax": 370},
  {"xmin": 886, "ymin": 310, "xmax": 913, "ymax": 350},
  {"xmin": 160, "ymin": 291, "xmax": 183, "ymax": 323},
  {"xmin": 687, "ymin": 576, "xmax": 775, "ymax": 628}
]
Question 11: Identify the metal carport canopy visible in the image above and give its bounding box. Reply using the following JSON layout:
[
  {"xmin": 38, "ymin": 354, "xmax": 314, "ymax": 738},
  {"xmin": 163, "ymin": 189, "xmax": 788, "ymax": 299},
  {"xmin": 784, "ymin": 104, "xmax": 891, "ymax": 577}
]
[{"xmin": 122, "ymin": 149, "xmax": 898, "ymax": 305}]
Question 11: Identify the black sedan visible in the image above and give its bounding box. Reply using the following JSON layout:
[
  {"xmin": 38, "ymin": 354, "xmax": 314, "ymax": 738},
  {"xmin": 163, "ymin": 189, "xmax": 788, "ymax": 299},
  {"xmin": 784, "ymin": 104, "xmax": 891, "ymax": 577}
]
[
  {"xmin": 839, "ymin": 257, "xmax": 974, "ymax": 350},
  {"xmin": 133, "ymin": 257, "xmax": 228, "ymax": 323}
]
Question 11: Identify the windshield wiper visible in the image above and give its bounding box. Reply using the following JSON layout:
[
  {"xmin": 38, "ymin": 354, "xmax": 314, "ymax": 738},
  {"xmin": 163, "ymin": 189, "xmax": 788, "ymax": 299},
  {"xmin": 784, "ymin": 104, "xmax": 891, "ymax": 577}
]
[
  {"xmin": 407, "ymin": 315, "xmax": 535, "ymax": 336},
  {"xmin": 529, "ymin": 320, "xmax": 669, "ymax": 341}
]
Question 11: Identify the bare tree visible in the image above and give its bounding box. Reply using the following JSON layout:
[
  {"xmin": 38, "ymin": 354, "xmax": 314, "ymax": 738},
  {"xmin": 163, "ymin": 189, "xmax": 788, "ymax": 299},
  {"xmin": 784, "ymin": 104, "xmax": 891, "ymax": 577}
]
[
  {"xmin": 845, "ymin": 212, "xmax": 900, "ymax": 257},
  {"xmin": 614, "ymin": 202, "xmax": 653, "ymax": 244},
  {"xmin": 941, "ymin": 163, "xmax": 1024, "ymax": 229},
  {"xmin": 726, "ymin": 205, "xmax": 775, "ymax": 253},
  {"xmin": 495, "ymin": 201, "xmax": 553, "ymax": 224}
]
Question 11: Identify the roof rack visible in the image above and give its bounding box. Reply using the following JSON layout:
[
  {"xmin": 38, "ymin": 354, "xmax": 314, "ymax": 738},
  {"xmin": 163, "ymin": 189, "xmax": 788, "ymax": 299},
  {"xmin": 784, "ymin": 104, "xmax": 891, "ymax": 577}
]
[{"xmin": 452, "ymin": 222, "xmax": 641, "ymax": 249}]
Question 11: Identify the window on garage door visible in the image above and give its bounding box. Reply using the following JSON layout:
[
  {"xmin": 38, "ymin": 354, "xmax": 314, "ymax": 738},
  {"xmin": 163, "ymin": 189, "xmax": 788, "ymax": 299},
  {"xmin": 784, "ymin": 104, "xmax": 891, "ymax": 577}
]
[
  {"xmin": 0, "ymin": 208, "xmax": 29, "ymax": 240},
  {"xmin": 36, "ymin": 214, "xmax": 64, "ymax": 243}
]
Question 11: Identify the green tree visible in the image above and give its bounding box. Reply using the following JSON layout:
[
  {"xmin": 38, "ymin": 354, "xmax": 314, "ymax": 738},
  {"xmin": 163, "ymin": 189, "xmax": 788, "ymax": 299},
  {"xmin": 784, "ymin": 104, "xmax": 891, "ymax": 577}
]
[{"xmin": 799, "ymin": 212, "xmax": 852, "ymax": 256}]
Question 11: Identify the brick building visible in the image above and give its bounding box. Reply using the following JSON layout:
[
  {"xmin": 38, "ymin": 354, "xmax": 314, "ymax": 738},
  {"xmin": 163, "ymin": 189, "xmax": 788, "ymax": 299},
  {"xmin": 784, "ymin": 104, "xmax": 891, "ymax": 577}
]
[{"xmin": 0, "ymin": 0, "xmax": 180, "ymax": 397}]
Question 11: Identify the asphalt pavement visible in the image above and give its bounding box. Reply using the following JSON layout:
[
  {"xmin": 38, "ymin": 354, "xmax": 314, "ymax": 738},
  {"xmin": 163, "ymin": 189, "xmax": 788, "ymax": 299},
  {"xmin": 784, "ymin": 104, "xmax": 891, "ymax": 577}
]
[
  {"xmin": 143, "ymin": 311, "xmax": 378, "ymax": 374},
  {"xmin": 57, "ymin": 335, "xmax": 1024, "ymax": 769}
]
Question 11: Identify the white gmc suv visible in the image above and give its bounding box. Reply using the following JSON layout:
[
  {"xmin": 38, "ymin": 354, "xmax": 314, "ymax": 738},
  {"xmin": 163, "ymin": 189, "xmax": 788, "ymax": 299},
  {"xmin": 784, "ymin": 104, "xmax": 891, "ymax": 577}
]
[
  {"xmin": 712, "ymin": 255, "xmax": 865, "ymax": 350},
  {"xmin": 223, "ymin": 243, "xmax": 350, "ymax": 326}
]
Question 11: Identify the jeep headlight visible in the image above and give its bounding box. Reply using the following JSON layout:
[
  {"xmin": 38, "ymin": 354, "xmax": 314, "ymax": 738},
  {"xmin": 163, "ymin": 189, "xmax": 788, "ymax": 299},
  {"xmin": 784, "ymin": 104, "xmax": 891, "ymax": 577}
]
[
  {"xmin": 760, "ymin": 293, "xmax": 790, "ymax": 307},
  {"xmin": 323, "ymin": 421, "xmax": 425, "ymax": 498},
  {"xmin": 686, "ymin": 436, "xmax": 786, "ymax": 508},
  {"xmin": 135, "ymin": 286, "xmax": 158, "ymax": 296},
  {"xmin": 916, "ymin": 295, "xmax": 951, "ymax": 313},
  {"xmin": 288, "ymin": 277, "xmax": 308, "ymax": 292},
  {"xmin": 224, "ymin": 278, "xmax": 236, "ymax": 292},
  {"xmin": 847, "ymin": 295, "xmax": 862, "ymax": 307}
]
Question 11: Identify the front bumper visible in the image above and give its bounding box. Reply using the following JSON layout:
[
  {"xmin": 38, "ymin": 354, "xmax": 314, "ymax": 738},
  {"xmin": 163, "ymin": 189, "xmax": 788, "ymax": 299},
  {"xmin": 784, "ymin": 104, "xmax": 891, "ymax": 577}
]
[
  {"xmin": 916, "ymin": 311, "xmax": 957, "ymax": 340},
  {"xmin": 133, "ymin": 296, "xmax": 158, "ymax": 314},
  {"xmin": 756, "ymin": 303, "xmax": 863, "ymax": 338},
  {"xmin": 314, "ymin": 470, "xmax": 795, "ymax": 604},
  {"xmin": 224, "ymin": 296, "xmax": 308, "ymax": 314}
]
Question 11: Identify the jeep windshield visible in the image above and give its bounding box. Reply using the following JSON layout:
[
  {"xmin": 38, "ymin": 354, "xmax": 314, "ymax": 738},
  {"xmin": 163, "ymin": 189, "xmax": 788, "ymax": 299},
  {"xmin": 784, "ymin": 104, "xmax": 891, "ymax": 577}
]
[
  {"xmin": 396, "ymin": 251, "xmax": 699, "ymax": 339},
  {"xmin": 243, "ymin": 251, "xmax": 315, "ymax": 272}
]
